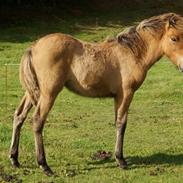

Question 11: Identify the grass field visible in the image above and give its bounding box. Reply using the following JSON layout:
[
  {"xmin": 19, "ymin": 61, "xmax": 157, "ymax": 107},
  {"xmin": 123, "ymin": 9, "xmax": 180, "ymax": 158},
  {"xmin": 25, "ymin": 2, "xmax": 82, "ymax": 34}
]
[{"xmin": 0, "ymin": 6, "xmax": 183, "ymax": 183}]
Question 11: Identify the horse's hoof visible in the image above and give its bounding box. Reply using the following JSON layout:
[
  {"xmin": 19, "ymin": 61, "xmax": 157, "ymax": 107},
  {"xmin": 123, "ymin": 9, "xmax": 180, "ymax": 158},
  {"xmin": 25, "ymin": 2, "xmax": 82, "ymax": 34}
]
[
  {"xmin": 118, "ymin": 159, "xmax": 128, "ymax": 169},
  {"xmin": 40, "ymin": 165, "xmax": 54, "ymax": 176},
  {"xmin": 119, "ymin": 162, "xmax": 128, "ymax": 169},
  {"xmin": 10, "ymin": 158, "xmax": 20, "ymax": 168},
  {"xmin": 44, "ymin": 169, "xmax": 54, "ymax": 176}
]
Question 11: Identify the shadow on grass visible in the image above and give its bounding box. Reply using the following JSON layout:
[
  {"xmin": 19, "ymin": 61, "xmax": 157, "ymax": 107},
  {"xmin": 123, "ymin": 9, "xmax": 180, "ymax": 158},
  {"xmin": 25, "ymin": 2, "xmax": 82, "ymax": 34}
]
[
  {"xmin": 127, "ymin": 153, "xmax": 183, "ymax": 168},
  {"xmin": 8, "ymin": 153, "xmax": 182, "ymax": 177},
  {"xmin": 87, "ymin": 158, "xmax": 116, "ymax": 166},
  {"xmin": 84, "ymin": 153, "xmax": 183, "ymax": 171},
  {"xmin": 82, "ymin": 158, "xmax": 117, "ymax": 171}
]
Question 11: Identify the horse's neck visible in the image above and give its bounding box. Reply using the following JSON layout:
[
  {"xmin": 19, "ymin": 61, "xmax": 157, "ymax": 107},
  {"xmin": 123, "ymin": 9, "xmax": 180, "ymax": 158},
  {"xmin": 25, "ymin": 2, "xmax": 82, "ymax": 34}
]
[{"xmin": 142, "ymin": 34, "xmax": 164, "ymax": 70}]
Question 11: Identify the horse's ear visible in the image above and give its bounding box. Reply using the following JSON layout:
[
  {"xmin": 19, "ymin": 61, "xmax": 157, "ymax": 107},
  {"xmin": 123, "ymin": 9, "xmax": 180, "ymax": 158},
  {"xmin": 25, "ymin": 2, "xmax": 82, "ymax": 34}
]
[
  {"xmin": 117, "ymin": 33, "xmax": 129, "ymax": 44},
  {"xmin": 168, "ymin": 14, "xmax": 177, "ymax": 28},
  {"xmin": 117, "ymin": 34, "xmax": 124, "ymax": 42}
]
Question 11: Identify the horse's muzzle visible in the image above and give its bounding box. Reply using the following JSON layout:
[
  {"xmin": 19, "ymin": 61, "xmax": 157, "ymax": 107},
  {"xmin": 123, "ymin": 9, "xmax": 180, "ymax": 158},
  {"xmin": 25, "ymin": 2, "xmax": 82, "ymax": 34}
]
[{"xmin": 179, "ymin": 63, "xmax": 183, "ymax": 72}]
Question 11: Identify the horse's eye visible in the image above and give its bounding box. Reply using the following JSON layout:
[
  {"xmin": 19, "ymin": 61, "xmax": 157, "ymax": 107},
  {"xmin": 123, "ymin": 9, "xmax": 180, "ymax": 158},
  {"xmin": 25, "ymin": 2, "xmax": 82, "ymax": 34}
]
[{"xmin": 170, "ymin": 36, "xmax": 179, "ymax": 42}]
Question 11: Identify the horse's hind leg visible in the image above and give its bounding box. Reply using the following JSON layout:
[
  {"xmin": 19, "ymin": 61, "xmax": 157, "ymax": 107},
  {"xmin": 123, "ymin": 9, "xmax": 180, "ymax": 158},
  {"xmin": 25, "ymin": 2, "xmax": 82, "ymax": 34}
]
[
  {"xmin": 32, "ymin": 93, "xmax": 57, "ymax": 176},
  {"xmin": 9, "ymin": 93, "xmax": 33, "ymax": 167}
]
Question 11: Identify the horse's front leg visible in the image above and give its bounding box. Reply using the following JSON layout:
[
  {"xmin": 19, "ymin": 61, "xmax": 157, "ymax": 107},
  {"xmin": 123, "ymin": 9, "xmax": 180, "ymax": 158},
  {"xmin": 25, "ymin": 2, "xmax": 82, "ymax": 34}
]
[{"xmin": 115, "ymin": 88, "xmax": 134, "ymax": 169}]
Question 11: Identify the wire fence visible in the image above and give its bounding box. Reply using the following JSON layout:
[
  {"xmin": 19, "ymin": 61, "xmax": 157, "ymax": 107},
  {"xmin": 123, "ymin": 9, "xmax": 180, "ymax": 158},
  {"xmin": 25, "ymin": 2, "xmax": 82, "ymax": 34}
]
[{"xmin": 0, "ymin": 64, "xmax": 23, "ymax": 121}]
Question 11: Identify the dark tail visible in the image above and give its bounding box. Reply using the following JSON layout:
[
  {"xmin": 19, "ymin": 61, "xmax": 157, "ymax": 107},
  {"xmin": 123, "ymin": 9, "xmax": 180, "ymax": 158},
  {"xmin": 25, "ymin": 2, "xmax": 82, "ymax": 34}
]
[{"xmin": 20, "ymin": 48, "xmax": 40, "ymax": 105}]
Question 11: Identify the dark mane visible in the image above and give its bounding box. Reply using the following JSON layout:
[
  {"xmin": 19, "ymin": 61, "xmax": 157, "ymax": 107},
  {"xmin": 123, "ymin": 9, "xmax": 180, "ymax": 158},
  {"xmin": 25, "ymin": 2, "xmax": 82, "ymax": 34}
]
[
  {"xmin": 117, "ymin": 13, "xmax": 183, "ymax": 59},
  {"xmin": 117, "ymin": 26, "xmax": 147, "ymax": 59}
]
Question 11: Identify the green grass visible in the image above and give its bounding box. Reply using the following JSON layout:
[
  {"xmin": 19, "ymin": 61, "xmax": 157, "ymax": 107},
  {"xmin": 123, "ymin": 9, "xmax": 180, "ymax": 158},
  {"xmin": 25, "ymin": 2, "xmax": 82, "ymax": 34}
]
[{"xmin": 0, "ymin": 7, "xmax": 183, "ymax": 183}]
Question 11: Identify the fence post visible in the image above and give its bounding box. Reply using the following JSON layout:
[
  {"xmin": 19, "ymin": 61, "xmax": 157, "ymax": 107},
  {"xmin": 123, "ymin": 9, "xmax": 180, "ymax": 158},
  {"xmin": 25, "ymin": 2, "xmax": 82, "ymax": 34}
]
[{"xmin": 5, "ymin": 64, "xmax": 8, "ymax": 115}]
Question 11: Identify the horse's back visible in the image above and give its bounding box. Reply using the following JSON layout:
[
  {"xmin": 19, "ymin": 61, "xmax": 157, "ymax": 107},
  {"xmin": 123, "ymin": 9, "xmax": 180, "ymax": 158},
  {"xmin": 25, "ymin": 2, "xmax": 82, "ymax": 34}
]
[{"xmin": 32, "ymin": 33, "xmax": 83, "ymax": 62}]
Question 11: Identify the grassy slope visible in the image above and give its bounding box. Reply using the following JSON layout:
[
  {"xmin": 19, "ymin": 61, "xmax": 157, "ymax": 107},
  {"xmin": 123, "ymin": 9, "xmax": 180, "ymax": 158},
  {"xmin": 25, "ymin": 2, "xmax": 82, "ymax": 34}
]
[{"xmin": 0, "ymin": 4, "xmax": 183, "ymax": 183}]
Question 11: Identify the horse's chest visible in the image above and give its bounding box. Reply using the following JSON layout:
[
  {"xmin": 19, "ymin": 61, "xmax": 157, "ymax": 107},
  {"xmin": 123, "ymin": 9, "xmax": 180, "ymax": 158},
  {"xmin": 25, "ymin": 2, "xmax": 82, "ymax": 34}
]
[
  {"xmin": 121, "ymin": 63, "xmax": 146, "ymax": 90},
  {"xmin": 129, "ymin": 70, "xmax": 146, "ymax": 90}
]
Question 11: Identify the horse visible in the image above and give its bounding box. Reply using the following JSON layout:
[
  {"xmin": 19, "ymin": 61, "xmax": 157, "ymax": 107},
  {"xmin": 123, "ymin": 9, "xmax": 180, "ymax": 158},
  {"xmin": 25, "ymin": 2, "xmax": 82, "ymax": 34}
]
[{"xmin": 9, "ymin": 13, "xmax": 183, "ymax": 175}]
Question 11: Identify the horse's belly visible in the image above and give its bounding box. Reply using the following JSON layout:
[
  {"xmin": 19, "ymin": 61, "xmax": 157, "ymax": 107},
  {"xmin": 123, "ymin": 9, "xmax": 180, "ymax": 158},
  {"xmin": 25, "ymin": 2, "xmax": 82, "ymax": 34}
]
[
  {"xmin": 66, "ymin": 63, "xmax": 116, "ymax": 97},
  {"xmin": 65, "ymin": 74, "xmax": 114, "ymax": 97}
]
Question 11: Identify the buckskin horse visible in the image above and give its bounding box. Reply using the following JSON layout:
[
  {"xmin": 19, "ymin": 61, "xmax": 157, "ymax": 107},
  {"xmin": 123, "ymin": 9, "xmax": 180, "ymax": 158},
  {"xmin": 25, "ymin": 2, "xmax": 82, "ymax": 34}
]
[{"xmin": 9, "ymin": 13, "xmax": 183, "ymax": 175}]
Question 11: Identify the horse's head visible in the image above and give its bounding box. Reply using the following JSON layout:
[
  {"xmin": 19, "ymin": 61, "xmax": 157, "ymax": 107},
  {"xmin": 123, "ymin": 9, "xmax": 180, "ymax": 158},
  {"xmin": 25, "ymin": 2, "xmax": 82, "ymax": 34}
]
[{"xmin": 162, "ymin": 13, "xmax": 183, "ymax": 72}]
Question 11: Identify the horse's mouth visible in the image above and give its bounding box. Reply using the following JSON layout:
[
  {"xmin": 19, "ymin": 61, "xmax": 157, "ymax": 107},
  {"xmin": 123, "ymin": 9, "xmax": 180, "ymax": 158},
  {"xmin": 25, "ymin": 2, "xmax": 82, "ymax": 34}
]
[
  {"xmin": 178, "ymin": 64, "xmax": 183, "ymax": 72},
  {"xmin": 179, "ymin": 67, "xmax": 183, "ymax": 72},
  {"xmin": 179, "ymin": 69, "xmax": 183, "ymax": 73}
]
